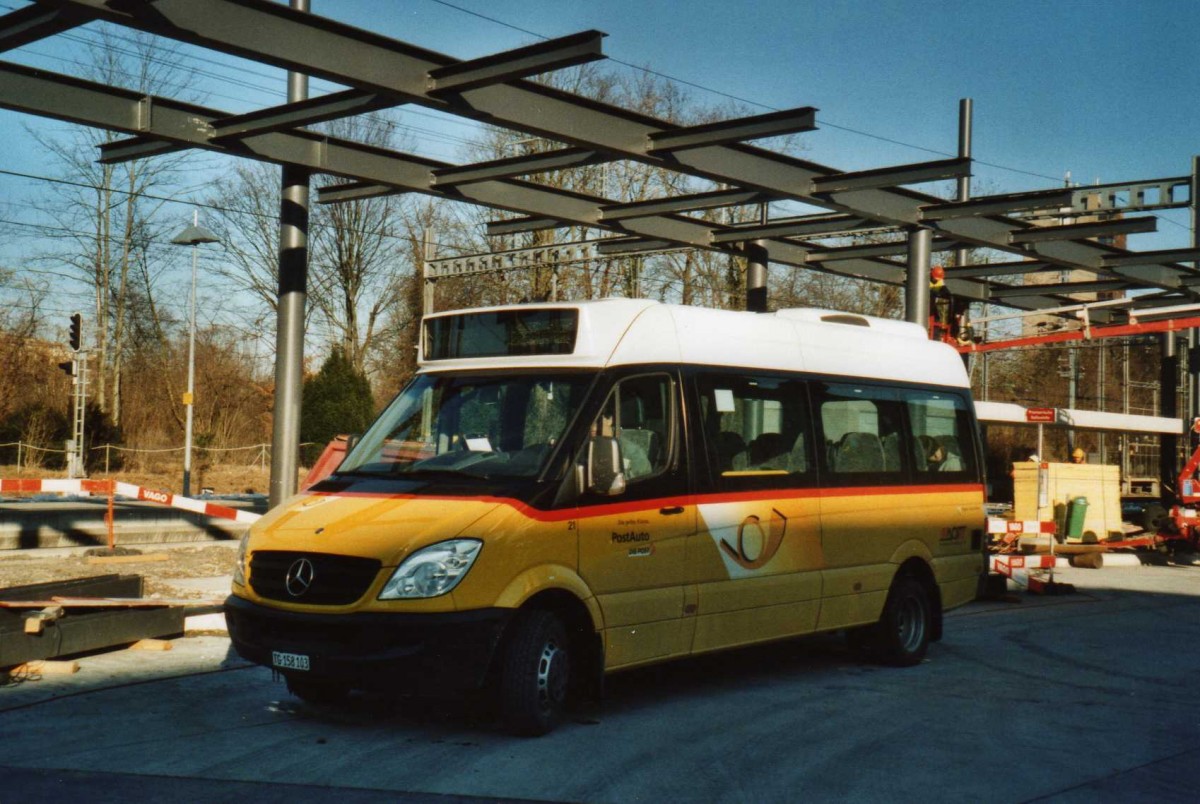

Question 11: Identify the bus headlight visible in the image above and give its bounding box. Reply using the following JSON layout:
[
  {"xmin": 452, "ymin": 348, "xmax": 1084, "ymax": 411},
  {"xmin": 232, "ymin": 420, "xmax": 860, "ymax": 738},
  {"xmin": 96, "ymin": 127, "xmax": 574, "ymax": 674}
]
[
  {"xmin": 232, "ymin": 532, "xmax": 249, "ymax": 587},
  {"xmin": 379, "ymin": 539, "xmax": 483, "ymax": 599}
]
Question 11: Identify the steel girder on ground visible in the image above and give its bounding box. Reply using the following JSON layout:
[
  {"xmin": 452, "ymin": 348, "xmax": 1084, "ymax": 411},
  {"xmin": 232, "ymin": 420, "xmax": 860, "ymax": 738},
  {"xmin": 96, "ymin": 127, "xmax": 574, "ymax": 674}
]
[{"xmin": 4, "ymin": 0, "xmax": 1199, "ymax": 311}]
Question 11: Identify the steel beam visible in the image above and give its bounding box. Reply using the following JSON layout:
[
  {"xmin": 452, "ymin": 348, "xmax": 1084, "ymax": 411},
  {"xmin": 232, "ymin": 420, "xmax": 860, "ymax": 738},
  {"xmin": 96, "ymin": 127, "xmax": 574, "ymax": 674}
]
[
  {"xmin": 646, "ymin": 107, "xmax": 817, "ymax": 152},
  {"xmin": 601, "ymin": 189, "xmax": 769, "ymax": 221},
  {"xmin": 0, "ymin": 4, "xmax": 85, "ymax": 52},
  {"xmin": 921, "ymin": 188, "xmax": 1076, "ymax": 220},
  {"xmin": 1009, "ymin": 216, "xmax": 1157, "ymax": 245},
  {"xmin": 0, "ymin": 606, "xmax": 185, "ymax": 668},
  {"xmin": 807, "ymin": 237, "xmax": 957, "ymax": 262},
  {"xmin": 988, "ymin": 280, "xmax": 1132, "ymax": 299},
  {"xmin": 945, "ymin": 260, "xmax": 1051, "ymax": 279},
  {"xmin": 426, "ymin": 30, "xmax": 606, "ymax": 95},
  {"xmin": 709, "ymin": 213, "xmax": 871, "ymax": 244},
  {"xmin": 1101, "ymin": 248, "xmax": 1200, "ymax": 269},
  {"xmin": 98, "ymin": 135, "xmax": 186, "ymax": 164},
  {"xmin": 595, "ymin": 237, "xmax": 676, "ymax": 255},
  {"xmin": 432, "ymin": 147, "xmax": 607, "ymax": 187},
  {"xmin": 1068, "ymin": 176, "xmax": 1191, "ymax": 214},
  {"xmin": 486, "ymin": 216, "xmax": 566, "ymax": 237},
  {"xmin": 316, "ymin": 181, "xmax": 400, "ymax": 204},
  {"xmin": 427, "ymin": 240, "xmax": 603, "ymax": 279},
  {"xmin": 210, "ymin": 89, "xmax": 399, "ymax": 140},
  {"xmin": 810, "ymin": 157, "xmax": 970, "ymax": 195}
]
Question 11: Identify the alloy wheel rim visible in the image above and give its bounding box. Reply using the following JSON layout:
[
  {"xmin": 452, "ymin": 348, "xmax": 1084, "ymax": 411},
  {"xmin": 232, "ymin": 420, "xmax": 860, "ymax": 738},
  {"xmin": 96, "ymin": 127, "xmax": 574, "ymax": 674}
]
[
  {"xmin": 536, "ymin": 638, "xmax": 569, "ymax": 712},
  {"xmin": 897, "ymin": 594, "xmax": 925, "ymax": 652}
]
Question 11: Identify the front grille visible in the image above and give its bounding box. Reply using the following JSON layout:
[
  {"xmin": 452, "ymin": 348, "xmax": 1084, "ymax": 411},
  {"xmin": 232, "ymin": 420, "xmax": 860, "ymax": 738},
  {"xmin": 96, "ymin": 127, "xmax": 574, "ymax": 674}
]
[{"xmin": 249, "ymin": 551, "xmax": 382, "ymax": 605}]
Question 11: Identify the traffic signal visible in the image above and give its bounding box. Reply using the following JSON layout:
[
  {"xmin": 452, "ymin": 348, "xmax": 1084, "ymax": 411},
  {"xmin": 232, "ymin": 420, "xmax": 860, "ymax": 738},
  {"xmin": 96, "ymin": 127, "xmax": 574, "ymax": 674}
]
[
  {"xmin": 58, "ymin": 360, "xmax": 74, "ymax": 377},
  {"xmin": 68, "ymin": 312, "xmax": 82, "ymax": 351}
]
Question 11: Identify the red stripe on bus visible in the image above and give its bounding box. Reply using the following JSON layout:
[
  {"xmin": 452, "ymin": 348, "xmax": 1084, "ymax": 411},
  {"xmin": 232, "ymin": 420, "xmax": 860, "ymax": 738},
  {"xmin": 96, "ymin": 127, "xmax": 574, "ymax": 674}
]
[{"xmin": 306, "ymin": 483, "xmax": 984, "ymax": 523}]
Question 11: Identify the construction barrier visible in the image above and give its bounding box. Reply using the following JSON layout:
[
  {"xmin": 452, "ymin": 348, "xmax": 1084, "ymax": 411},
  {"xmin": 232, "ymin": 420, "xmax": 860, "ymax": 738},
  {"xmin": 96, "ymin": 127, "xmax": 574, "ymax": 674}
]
[
  {"xmin": 987, "ymin": 516, "xmax": 1057, "ymax": 553},
  {"xmin": 0, "ymin": 478, "xmax": 261, "ymax": 550},
  {"xmin": 990, "ymin": 553, "xmax": 1068, "ymax": 593}
]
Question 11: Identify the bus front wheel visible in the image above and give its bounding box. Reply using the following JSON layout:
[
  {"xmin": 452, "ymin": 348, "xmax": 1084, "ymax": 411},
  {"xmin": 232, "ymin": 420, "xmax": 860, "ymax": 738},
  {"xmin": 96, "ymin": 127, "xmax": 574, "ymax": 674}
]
[{"xmin": 499, "ymin": 609, "xmax": 572, "ymax": 736}]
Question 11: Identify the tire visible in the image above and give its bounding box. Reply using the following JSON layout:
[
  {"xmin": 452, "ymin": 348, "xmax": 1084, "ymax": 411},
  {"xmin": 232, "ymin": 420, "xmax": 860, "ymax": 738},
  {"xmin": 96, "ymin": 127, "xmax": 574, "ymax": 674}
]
[
  {"xmin": 871, "ymin": 574, "xmax": 932, "ymax": 667},
  {"xmin": 285, "ymin": 675, "xmax": 350, "ymax": 705},
  {"xmin": 499, "ymin": 610, "xmax": 572, "ymax": 736}
]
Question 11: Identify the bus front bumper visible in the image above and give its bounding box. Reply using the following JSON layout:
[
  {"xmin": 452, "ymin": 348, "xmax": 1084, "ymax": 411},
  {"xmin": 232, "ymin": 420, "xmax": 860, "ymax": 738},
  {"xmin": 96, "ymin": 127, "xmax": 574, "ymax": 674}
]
[{"xmin": 224, "ymin": 594, "xmax": 512, "ymax": 694}]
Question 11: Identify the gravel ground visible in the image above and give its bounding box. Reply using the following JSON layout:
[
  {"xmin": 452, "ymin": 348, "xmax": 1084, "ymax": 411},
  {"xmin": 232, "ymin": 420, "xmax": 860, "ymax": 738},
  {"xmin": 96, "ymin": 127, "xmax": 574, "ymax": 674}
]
[{"xmin": 0, "ymin": 543, "xmax": 239, "ymax": 602}]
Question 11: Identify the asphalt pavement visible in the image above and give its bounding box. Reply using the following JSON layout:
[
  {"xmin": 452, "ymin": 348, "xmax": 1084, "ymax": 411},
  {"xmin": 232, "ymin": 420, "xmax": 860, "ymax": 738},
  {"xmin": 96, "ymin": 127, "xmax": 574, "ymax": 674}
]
[{"xmin": 2, "ymin": 560, "xmax": 1200, "ymax": 803}]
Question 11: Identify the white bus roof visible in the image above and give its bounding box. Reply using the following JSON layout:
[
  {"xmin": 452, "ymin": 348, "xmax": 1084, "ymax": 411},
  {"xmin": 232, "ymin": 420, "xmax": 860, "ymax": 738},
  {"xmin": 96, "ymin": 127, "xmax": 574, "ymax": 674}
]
[{"xmin": 419, "ymin": 298, "xmax": 969, "ymax": 389}]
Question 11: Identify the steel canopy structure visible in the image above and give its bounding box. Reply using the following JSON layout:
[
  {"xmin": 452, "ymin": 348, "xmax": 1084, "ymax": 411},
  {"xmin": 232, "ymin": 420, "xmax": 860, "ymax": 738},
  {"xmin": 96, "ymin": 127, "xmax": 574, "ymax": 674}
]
[
  {"xmin": 1, "ymin": 0, "xmax": 1198, "ymax": 500},
  {"xmin": 5, "ymin": 1, "xmax": 1200, "ymax": 306}
]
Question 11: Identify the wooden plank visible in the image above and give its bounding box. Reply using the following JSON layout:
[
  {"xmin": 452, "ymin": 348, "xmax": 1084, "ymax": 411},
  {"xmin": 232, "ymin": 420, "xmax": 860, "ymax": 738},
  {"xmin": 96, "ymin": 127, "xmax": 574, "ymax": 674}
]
[
  {"xmin": 85, "ymin": 553, "xmax": 170, "ymax": 565},
  {"xmin": 130, "ymin": 638, "xmax": 172, "ymax": 651},
  {"xmin": 6, "ymin": 659, "xmax": 80, "ymax": 676},
  {"xmin": 0, "ymin": 597, "xmax": 214, "ymax": 609},
  {"xmin": 22, "ymin": 605, "xmax": 64, "ymax": 634}
]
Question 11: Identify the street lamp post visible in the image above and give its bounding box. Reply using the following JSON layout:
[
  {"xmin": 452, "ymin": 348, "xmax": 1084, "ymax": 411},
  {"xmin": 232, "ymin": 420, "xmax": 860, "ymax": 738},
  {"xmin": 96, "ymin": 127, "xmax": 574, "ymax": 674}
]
[{"xmin": 171, "ymin": 217, "xmax": 219, "ymax": 498}]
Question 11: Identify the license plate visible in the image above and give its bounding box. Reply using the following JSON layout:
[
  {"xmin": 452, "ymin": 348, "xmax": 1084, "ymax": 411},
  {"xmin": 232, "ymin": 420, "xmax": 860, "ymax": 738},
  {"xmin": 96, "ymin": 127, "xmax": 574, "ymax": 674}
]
[{"xmin": 271, "ymin": 651, "xmax": 310, "ymax": 671}]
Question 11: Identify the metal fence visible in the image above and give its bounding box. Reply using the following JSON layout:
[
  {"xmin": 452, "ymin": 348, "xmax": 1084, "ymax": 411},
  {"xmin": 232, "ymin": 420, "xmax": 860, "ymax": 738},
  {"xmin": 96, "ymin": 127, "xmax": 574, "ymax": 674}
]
[{"xmin": 0, "ymin": 441, "xmax": 315, "ymax": 473}]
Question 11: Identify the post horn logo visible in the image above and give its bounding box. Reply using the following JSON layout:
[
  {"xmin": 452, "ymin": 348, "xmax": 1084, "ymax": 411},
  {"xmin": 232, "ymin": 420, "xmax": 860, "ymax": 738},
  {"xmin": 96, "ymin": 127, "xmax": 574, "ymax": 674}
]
[
  {"xmin": 285, "ymin": 557, "xmax": 316, "ymax": 597},
  {"xmin": 720, "ymin": 508, "xmax": 788, "ymax": 570}
]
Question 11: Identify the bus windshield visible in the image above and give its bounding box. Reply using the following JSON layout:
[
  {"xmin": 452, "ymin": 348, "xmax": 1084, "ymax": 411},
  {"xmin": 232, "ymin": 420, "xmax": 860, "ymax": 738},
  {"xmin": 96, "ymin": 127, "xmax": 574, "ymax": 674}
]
[{"xmin": 338, "ymin": 372, "xmax": 594, "ymax": 480}]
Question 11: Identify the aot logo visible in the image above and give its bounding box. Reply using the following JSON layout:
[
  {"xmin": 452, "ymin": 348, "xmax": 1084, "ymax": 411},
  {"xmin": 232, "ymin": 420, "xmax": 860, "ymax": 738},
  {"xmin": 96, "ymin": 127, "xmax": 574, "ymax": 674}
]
[
  {"xmin": 141, "ymin": 489, "xmax": 170, "ymax": 504},
  {"xmin": 719, "ymin": 508, "xmax": 788, "ymax": 570}
]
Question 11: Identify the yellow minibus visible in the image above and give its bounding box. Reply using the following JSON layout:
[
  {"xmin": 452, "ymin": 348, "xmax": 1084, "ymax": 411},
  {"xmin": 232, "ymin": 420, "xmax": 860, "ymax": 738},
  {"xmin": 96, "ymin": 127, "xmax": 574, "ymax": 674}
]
[{"xmin": 226, "ymin": 299, "xmax": 985, "ymax": 734}]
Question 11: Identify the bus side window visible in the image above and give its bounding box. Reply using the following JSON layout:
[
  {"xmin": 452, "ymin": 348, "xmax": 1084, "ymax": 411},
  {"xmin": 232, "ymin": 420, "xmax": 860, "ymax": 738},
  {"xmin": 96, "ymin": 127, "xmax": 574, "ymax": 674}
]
[
  {"xmin": 817, "ymin": 383, "xmax": 905, "ymax": 482},
  {"xmin": 583, "ymin": 373, "xmax": 675, "ymax": 491},
  {"xmin": 697, "ymin": 372, "xmax": 814, "ymax": 490},
  {"xmin": 906, "ymin": 392, "xmax": 975, "ymax": 479}
]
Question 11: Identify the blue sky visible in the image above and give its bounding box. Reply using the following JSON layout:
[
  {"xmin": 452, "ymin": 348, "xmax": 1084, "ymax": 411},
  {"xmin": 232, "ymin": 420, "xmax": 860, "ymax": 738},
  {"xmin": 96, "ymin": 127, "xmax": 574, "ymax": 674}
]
[
  {"xmin": 333, "ymin": 0, "xmax": 1197, "ymax": 247},
  {"xmin": 320, "ymin": 0, "xmax": 1200, "ymax": 195},
  {"xmin": 1, "ymin": 0, "xmax": 1197, "ymax": 318}
]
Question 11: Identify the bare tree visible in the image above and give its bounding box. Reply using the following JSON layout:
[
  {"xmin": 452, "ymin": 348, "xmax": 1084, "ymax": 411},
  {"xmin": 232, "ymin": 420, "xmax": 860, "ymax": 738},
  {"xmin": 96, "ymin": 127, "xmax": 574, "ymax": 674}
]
[
  {"xmin": 207, "ymin": 112, "xmax": 411, "ymax": 380},
  {"xmin": 24, "ymin": 24, "xmax": 204, "ymax": 428}
]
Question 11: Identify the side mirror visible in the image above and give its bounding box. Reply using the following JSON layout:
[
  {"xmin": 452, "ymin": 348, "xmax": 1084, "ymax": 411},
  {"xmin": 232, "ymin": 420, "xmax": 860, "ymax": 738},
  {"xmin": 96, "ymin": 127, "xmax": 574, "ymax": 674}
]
[{"xmin": 586, "ymin": 435, "xmax": 626, "ymax": 496}]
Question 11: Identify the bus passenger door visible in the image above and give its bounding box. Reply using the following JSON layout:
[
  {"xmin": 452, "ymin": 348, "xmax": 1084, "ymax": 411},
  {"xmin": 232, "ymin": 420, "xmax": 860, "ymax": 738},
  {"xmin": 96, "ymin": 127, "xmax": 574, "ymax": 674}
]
[{"xmin": 576, "ymin": 372, "xmax": 695, "ymax": 669}]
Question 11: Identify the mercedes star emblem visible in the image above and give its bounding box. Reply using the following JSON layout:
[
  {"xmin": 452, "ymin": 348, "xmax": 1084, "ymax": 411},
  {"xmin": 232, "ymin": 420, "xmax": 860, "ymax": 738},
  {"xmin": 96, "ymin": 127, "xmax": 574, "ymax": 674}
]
[{"xmin": 284, "ymin": 557, "xmax": 316, "ymax": 597}]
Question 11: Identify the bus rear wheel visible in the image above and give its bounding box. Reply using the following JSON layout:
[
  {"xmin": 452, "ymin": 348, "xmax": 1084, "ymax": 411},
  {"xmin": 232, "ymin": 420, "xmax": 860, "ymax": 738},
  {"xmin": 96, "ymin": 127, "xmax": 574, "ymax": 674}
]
[
  {"xmin": 873, "ymin": 574, "xmax": 932, "ymax": 666},
  {"xmin": 499, "ymin": 609, "xmax": 572, "ymax": 736}
]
